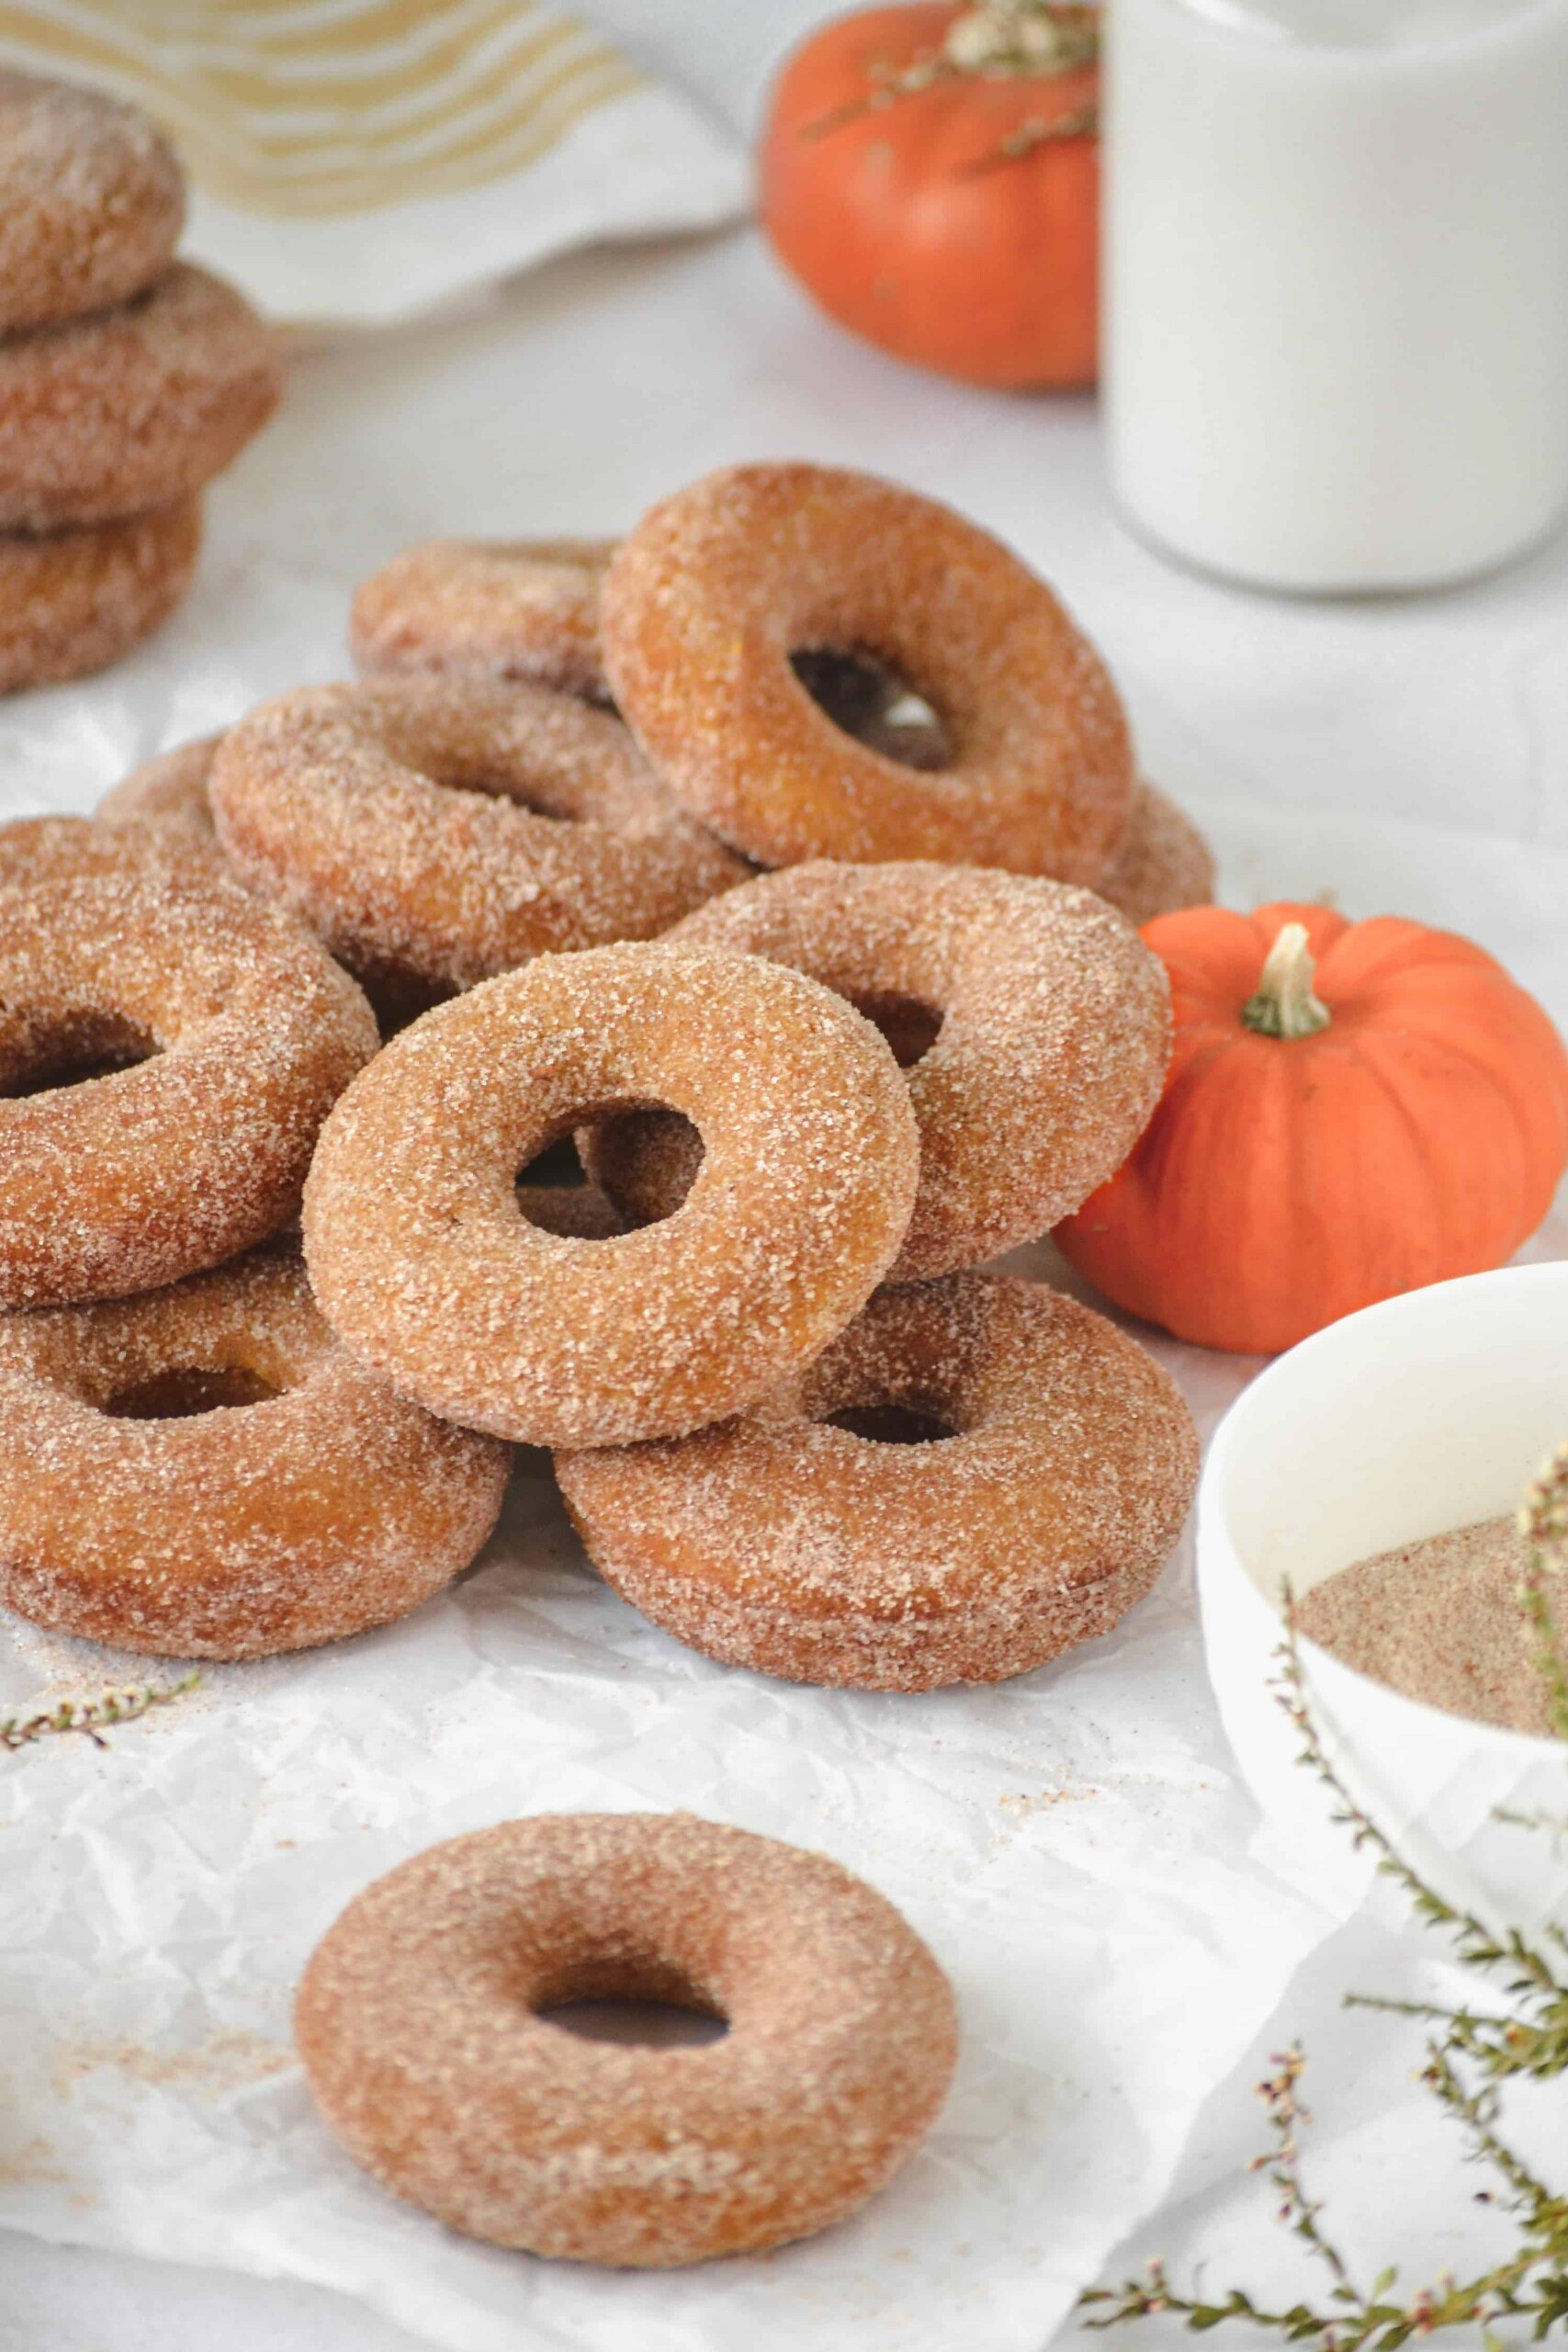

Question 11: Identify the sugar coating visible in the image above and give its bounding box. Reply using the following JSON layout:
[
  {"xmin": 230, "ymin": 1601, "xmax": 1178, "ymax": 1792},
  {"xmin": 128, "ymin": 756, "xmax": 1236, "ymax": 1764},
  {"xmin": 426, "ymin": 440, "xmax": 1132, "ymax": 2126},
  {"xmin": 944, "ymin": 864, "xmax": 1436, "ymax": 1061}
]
[
  {"xmin": 351, "ymin": 538, "xmax": 616, "ymax": 703},
  {"xmin": 0, "ymin": 1243, "xmax": 508, "ymax": 1659},
  {"xmin": 0, "ymin": 810, "xmax": 224, "ymax": 895},
  {"xmin": 0, "ymin": 870, "xmax": 378, "ymax": 1307},
  {"xmin": 97, "ymin": 732, "xmax": 223, "ymax": 840},
  {"xmin": 599, "ymin": 460, "xmax": 1134, "ymax": 879},
  {"xmin": 0, "ymin": 497, "xmax": 201, "ymax": 694},
  {"xmin": 1098, "ymin": 779, "xmax": 1216, "ymax": 928},
  {"xmin": 1297, "ymin": 1515, "xmax": 1558, "ymax": 1738},
  {"xmin": 295, "ymin": 1811, "xmax": 957, "ymax": 2267},
  {"xmin": 0, "ymin": 261, "xmax": 280, "ymax": 531},
  {"xmin": 210, "ymin": 673, "xmax": 748, "ymax": 996},
  {"xmin": 302, "ymin": 943, "xmax": 920, "ymax": 1447},
  {"xmin": 588, "ymin": 861, "xmax": 1172, "ymax": 1279},
  {"xmin": 558, "ymin": 1272, "xmax": 1200, "ymax": 1691},
  {"xmin": 0, "ymin": 69, "xmax": 185, "ymax": 334}
]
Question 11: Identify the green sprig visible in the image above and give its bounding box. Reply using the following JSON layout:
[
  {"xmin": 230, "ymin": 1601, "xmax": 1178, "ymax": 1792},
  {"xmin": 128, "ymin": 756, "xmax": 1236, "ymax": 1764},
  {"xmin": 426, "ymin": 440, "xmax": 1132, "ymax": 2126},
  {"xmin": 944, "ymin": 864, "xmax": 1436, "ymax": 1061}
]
[{"xmin": 0, "ymin": 1673, "xmax": 199, "ymax": 1753}]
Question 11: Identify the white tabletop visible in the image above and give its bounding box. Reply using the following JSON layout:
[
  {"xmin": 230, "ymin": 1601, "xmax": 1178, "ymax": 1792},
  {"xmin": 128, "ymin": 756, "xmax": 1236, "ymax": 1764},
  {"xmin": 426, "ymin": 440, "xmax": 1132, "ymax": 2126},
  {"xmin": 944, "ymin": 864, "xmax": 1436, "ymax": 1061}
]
[{"xmin": 5, "ymin": 9, "xmax": 1566, "ymax": 2343}]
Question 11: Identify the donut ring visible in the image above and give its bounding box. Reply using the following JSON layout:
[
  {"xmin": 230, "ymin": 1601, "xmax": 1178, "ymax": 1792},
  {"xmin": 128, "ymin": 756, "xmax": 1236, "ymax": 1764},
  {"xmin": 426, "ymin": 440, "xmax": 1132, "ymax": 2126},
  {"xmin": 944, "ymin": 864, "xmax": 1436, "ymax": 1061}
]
[
  {"xmin": 0, "ymin": 1246, "xmax": 509, "ymax": 1659},
  {"xmin": 0, "ymin": 71, "xmax": 185, "ymax": 334},
  {"xmin": 350, "ymin": 538, "xmax": 615, "ymax": 703},
  {"xmin": 97, "ymin": 733, "xmax": 223, "ymax": 841},
  {"xmin": 600, "ymin": 462, "xmax": 1134, "ymax": 879},
  {"xmin": 296, "ymin": 1812, "xmax": 956, "ymax": 2266},
  {"xmin": 0, "ymin": 497, "xmax": 201, "ymax": 694},
  {"xmin": 0, "ymin": 873, "xmax": 376, "ymax": 1308},
  {"xmin": 558, "ymin": 1273, "xmax": 1200, "ymax": 1691},
  {"xmin": 1099, "ymin": 780, "xmax": 1216, "ymax": 928},
  {"xmin": 302, "ymin": 944, "xmax": 919, "ymax": 1447},
  {"xmin": 0, "ymin": 263, "xmax": 280, "ymax": 532},
  {"xmin": 209, "ymin": 674, "xmax": 747, "ymax": 996},
  {"xmin": 587, "ymin": 862, "xmax": 1171, "ymax": 1280},
  {"xmin": 0, "ymin": 811, "xmax": 223, "ymax": 896}
]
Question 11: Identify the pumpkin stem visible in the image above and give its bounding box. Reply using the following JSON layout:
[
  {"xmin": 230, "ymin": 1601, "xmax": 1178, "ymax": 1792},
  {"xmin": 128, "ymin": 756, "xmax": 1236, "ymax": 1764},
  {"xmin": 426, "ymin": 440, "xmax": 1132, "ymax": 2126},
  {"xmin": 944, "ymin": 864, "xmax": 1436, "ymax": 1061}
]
[
  {"xmin": 1242, "ymin": 922, "xmax": 1332, "ymax": 1041},
  {"xmin": 942, "ymin": 2, "xmax": 1100, "ymax": 77}
]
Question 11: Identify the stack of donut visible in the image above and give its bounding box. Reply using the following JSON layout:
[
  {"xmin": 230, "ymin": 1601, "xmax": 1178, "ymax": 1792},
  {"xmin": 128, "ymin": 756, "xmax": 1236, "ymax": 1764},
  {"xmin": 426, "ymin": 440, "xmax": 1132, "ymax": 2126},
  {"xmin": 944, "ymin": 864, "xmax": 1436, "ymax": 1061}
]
[
  {"xmin": 0, "ymin": 70, "xmax": 280, "ymax": 693},
  {"xmin": 0, "ymin": 460, "xmax": 1213, "ymax": 2267}
]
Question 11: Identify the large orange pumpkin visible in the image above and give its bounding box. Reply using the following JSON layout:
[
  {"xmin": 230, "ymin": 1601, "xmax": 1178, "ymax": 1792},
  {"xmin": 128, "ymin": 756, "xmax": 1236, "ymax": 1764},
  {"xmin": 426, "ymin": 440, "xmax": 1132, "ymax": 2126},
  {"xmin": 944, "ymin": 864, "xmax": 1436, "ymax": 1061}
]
[
  {"xmin": 760, "ymin": 3, "xmax": 1099, "ymax": 390},
  {"xmin": 1055, "ymin": 903, "xmax": 1568, "ymax": 1355}
]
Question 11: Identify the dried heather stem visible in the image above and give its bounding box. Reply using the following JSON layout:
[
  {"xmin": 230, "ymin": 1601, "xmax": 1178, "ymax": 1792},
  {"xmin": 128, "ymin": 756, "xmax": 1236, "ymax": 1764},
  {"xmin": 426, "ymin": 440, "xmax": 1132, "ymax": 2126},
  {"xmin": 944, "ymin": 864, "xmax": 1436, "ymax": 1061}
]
[{"xmin": 0, "ymin": 1673, "xmax": 199, "ymax": 1753}]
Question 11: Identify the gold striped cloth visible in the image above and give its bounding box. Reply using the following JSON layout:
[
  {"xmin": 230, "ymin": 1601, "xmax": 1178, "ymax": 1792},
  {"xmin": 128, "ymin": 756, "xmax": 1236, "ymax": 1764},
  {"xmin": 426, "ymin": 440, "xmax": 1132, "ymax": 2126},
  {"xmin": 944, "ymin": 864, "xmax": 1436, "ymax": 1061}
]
[{"xmin": 0, "ymin": 0, "xmax": 748, "ymax": 323}]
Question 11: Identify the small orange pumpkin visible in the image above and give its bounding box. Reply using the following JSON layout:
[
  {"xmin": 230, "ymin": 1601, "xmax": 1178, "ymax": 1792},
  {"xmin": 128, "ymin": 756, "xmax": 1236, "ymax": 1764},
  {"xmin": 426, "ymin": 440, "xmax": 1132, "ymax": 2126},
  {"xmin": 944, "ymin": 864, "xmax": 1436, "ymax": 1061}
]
[
  {"xmin": 760, "ymin": 3, "xmax": 1100, "ymax": 390},
  {"xmin": 1055, "ymin": 903, "xmax": 1568, "ymax": 1355}
]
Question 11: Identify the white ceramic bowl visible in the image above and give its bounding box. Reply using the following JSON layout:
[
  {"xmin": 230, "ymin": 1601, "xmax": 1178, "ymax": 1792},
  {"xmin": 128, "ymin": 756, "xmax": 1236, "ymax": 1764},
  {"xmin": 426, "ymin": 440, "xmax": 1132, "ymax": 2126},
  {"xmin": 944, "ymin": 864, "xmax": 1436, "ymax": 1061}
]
[{"xmin": 1198, "ymin": 1262, "xmax": 1568, "ymax": 1935}]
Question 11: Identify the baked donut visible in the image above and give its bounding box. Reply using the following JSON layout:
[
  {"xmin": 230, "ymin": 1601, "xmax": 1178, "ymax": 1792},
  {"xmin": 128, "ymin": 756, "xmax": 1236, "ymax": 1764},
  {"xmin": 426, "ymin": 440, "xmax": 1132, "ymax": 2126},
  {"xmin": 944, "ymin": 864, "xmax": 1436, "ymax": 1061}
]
[
  {"xmin": 558, "ymin": 1273, "xmax": 1199, "ymax": 1691},
  {"xmin": 350, "ymin": 538, "xmax": 615, "ymax": 703},
  {"xmin": 96, "ymin": 732, "xmax": 222, "ymax": 840},
  {"xmin": 0, "ymin": 263, "xmax": 280, "ymax": 531},
  {"xmin": 0, "ymin": 872, "xmax": 376, "ymax": 1308},
  {"xmin": 0, "ymin": 70, "xmax": 185, "ymax": 334},
  {"xmin": 0, "ymin": 810, "xmax": 222, "ymax": 894},
  {"xmin": 1099, "ymin": 780, "xmax": 1216, "ymax": 928},
  {"xmin": 586, "ymin": 862, "xmax": 1171, "ymax": 1280},
  {"xmin": 0, "ymin": 1245, "xmax": 509, "ymax": 1659},
  {"xmin": 209, "ymin": 673, "xmax": 747, "ymax": 995},
  {"xmin": 0, "ymin": 497, "xmax": 201, "ymax": 694},
  {"xmin": 302, "ymin": 944, "xmax": 919, "ymax": 1447},
  {"xmin": 296, "ymin": 1812, "xmax": 956, "ymax": 2266},
  {"xmin": 599, "ymin": 462, "xmax": 1134, "ymax": 879}
]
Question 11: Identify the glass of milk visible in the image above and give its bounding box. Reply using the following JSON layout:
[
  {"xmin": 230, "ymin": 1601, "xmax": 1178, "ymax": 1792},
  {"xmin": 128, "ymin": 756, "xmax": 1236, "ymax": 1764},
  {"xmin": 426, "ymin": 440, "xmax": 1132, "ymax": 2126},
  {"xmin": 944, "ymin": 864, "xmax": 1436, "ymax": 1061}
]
[{"xmin": 1105, "ymin": 0, "xmax": 1568, "ymax": 593}]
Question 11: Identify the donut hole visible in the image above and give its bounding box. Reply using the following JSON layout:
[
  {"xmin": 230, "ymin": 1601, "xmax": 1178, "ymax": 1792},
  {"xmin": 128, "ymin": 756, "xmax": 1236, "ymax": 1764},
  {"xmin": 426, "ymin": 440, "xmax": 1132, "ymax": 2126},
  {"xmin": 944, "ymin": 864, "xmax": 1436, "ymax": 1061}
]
[
  {"xmin": 791, "ymin": 647, "xmax": 952, "ymax": 773},
  {"xmin": 0, "ymin": 1011, "xmax": 159, "ymax": 1098},
  {"xmin": 846, "ymin": 989, "xmax": 943, "ymax": 1069},
  {"xmin": 824, "ymin": 1399, "xmax": 959, "ymax": 1446},
  {"xmin": 533, "ymin": 1954, "xmax": 728, "ymax": 2048},
  {"xmin": 515, "ymin": 1132, "xmax": 590, "ymax": 1196},
  {"xmin": 105, "ymin": 1364, "xmax": 283, "ymax": 1419},
  {"xmin": 410, "ymin": 749, "xmax": 584, "ymax": 825},
  {"xmin": 573, "ymin": 1105, "xmax": 705, "ymax": 1233}
]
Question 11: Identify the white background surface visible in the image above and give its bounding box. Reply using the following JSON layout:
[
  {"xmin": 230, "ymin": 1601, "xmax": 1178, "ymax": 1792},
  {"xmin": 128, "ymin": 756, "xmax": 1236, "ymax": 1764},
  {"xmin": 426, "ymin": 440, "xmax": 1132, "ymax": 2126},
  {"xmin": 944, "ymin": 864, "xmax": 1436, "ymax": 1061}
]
[{"xmin": 4, "ymin": 7, "xmax": 1568, "ymax": 2346}]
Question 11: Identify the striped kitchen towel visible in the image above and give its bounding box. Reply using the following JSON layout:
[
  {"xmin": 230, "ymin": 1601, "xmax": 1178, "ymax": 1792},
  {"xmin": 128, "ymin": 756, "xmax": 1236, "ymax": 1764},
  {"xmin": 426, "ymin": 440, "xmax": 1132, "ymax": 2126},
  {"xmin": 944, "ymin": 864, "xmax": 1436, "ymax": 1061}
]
[{"xmin": 0, "ymin": 0, "xmax": 750, "ymax": 326}]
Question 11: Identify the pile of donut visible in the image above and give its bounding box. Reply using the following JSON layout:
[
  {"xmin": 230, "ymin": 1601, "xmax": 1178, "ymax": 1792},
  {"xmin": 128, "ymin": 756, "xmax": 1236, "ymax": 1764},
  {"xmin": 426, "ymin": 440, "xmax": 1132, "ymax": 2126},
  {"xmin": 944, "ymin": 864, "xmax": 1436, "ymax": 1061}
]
[
  {"xmin": 0, "ymin": 68, "xmax": 279, "ymax": 693},
  {"xmin": 0, "ymin": 458, "xmax": 1213, "ymax": 2267}
]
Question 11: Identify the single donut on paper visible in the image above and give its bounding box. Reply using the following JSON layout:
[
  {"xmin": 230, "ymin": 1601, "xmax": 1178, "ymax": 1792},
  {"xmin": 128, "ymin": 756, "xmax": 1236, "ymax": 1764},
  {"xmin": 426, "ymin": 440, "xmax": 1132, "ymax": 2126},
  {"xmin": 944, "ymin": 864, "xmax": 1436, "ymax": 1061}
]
[
  {"xmin": 0, "ymin": 1244, "xmax": 509, "ymax": 1659},
  {"xmin": 0, "ymin": 263, "xmax": 280, "ymax": 531},
  {"xmin": 599, "ymin": 461, "xmax": 1134, "ymax": 878},
  {"xmin": 296, "ymin": 1812, "xmax": 956, "ymax": 2266},
  {"xmin": 558, "ymin": 1273, "xmax": 1200, "ymax": 1691},
  {"xmin": 350, "ymin": 538, "xmax": 615, "ymax": 702},
  {"xmin": 96, "ymin": 732, "xmax": 223, "ymax": 840},
  {"xmin": 1098, "ymin": 780, "xmax": 1216, "ymax": 927},
  {"xmin": 0, "ymin": 70, "xmax": 185, "ymax": 334},
  {"xmin": 585, "ymin": 861, "xmax": 1171, "ymax": 1280},
  {"xmin": 302, "ymin": 944, "xmax": 919, "ymax": 1447},
  {"xmin": 0, "ymin": 872, "xmax": 376, "ymax": 1308},
  {"xmin": 209, "ymin": 674, "xmax": 747, "ymax": 997},
  {"xmin": 0, "ymin": 498, "xmax": 201, "ymax": 694}
]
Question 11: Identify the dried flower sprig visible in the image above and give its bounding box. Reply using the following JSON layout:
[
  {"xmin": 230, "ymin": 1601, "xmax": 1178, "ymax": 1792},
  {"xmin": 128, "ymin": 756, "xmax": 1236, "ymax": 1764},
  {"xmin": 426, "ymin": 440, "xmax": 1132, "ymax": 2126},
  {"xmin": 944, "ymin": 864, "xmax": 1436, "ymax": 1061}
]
[
  {"xmin": 1518, "ymin": 1438, "xmax": 1568, "ymax": 1743},
  {"xmin": 0, "ymin": 1674, "xmax": 199, "ymax": 1753},
  {"xmin": 1082, "ymin": 1597, "xmax": 1568, "ymax": 2343}
]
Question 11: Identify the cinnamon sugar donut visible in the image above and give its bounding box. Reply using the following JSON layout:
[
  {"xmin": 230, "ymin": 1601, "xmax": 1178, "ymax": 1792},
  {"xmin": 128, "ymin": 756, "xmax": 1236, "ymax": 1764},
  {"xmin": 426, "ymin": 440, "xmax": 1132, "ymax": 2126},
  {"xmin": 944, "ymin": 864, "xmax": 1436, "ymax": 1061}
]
[
  {"xmin": 0, "ymin": 263, "xmax": 280, "ymax": 531},
  {"xmin": 0, "ymin": 497, "xmax": 201, "ymax": 693},
  {"xmin": 351, "ymin": 538, "xmax": 615, "ymax": 703},
  {"xmin": 1099, "ymin": 780, "xmax": 1216, "ymax": 928},
  {"xmin": 587, "ymin": 863, "xmax": 1171, "ymax": 1280},
  {"xmin": 0, "ymin": 810, "xmax": 221, "ymax": 893},
  {"xmin": 97, "ymin": 732, "xmax": 222, "ymax": 840},
  {"xmin": 296, "ymin": 1812, "xmax": 956, "ymax": 2266},
  {"xmin": 0, "ymin": 1246, "xmax": 509, "ymax": 1659},
  {"xmin": 302, "ymin": 944, "xmax": 919, "ymax": 1447},
  {"xmin": 0, "ymin": 71, "xmax": 185, "ymax": 334},
  {"xmin": 600, "ymin": 462, "xmax": 1134, "ymax": 879},
  {"xmin": 210, "ymin": 674, "xmax": 747, "ymax": 996},
  {"xmin": 0, "ymin": 873, "xmax": 376, "ymax": 1308},
  {"xmin": 558, "ymin": 1273, "xmax": 1200, "ymax": 1691}
]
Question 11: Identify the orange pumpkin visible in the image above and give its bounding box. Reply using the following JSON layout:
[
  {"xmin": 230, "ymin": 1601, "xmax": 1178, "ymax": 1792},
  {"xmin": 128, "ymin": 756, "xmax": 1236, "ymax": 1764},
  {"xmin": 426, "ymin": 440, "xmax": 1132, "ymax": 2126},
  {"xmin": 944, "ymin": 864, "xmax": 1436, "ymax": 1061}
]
[
  {"xmin": 760, "ymin": 3, "xmax": 1099, "ymax": 390},
  {"xmin": 1055, "ymin": 903, "xmax": 1568, "ymax": 1355}
]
